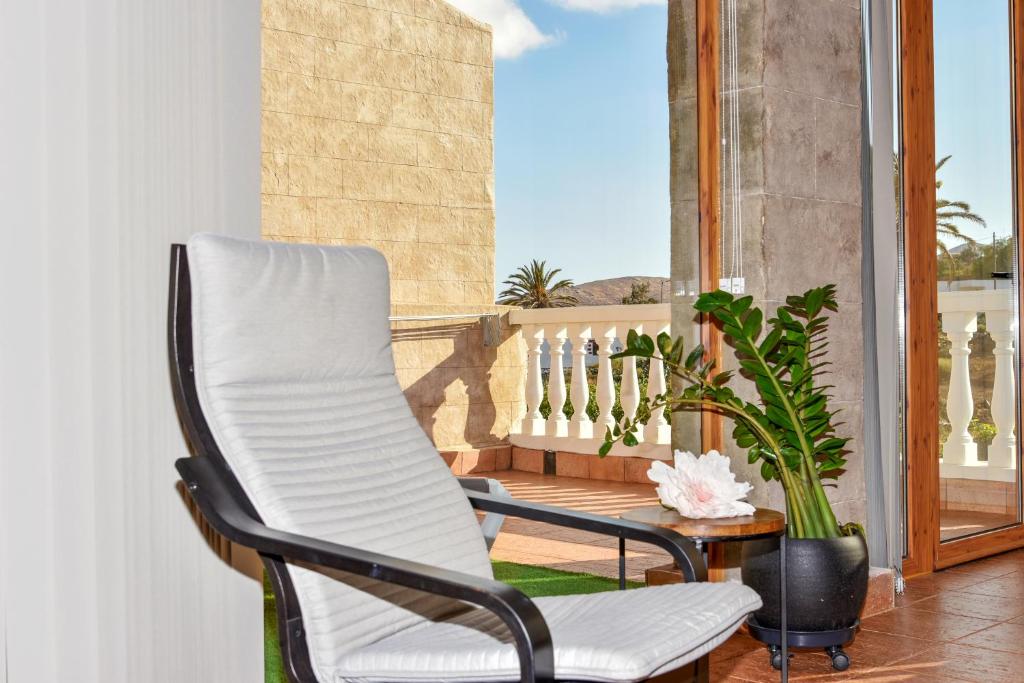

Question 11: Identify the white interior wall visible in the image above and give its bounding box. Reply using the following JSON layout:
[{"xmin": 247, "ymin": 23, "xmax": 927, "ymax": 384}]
[{"xmin": 0, "ymin": 1, "xmax": 263, "ymax": 681}]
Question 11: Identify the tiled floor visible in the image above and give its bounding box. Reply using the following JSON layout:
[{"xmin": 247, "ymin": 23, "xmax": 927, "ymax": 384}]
[{"xmin": 488, "ymin": 470, "xmax": 1024, "ymax": 682}]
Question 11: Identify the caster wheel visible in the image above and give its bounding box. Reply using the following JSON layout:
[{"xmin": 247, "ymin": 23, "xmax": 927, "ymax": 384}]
[
  {"xmin": 827, "ymin": 647, "xmax": 850, "ymax": 671},
  {"xmin": 767, "ymin": 646, "xmax": 782, "ymax": 671}
]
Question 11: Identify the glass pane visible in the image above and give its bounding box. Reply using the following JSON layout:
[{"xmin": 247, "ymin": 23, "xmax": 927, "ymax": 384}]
[
  {"xmin": 895, "ymin": 0, "xmax": 908, "ymax": 557},
  {"xmin": 669, "ymin": 0, "xmax": 702, "ymax": 456},
  {"xmin": 934, "ymin": 0, "xmax": 1021, "ymax": 541}
]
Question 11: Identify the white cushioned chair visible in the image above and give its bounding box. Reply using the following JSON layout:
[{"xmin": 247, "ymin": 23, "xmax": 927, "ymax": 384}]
[{"xmin": 169, "ymin": 234, "xmax": 762, "ymax": 683}]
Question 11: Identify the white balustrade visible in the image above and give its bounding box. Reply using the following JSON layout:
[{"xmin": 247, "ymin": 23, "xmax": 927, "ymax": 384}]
[
  {"xmin": 645, "ymin": 322, "xmax": 672, "ymax": 444},
  {"xmin": 523, "ymin": 324, "xmax": 547, "ymax": 436},
  {"xmin": 619, "ymin": 321, "xmax": 642, "ymax": 437},
  {"xmin": 547, "ymin": 326, "xmax": 569, "ymax": 438},
  {"xmin": 595, "ymin": 324, "xmax": 618, "ymax": 435},
  {"xmin": 941, "ymin": 310, "xmax": 978, "ymax": 466},
  {"xmin": 938, "ymin": 290, "xmax": 1018, "ymax": 483},
  {"xmin": 512, "ymin": 292, "xmax": 1020, "ymax": 473},
  {"xmin": 988, "ymin": 309, "xmax": 1017, "ymax": 469},
  {"xmin": 509, "ymin": 304, "xmax": 672, "ymax": 459},
  {"xmin": 569, "ymin": 324, "xmax": 594, "ymax": 439}
]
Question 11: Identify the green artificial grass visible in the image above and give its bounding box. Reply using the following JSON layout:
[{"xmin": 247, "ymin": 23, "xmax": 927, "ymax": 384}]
[
  {"xmin": 491, "ymin": 560, "xmax": 643, "ymax": 596},
  {"xmin": 265, "ymin": 562, "xmax": 642, "ymax": 683},
  {"xmin": 264, "ymin": 577, "xmax": 284, "ymax": 682}
]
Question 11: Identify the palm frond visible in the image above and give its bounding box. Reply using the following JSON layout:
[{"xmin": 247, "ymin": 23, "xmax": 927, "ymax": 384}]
[{"xmin": 496, "ymin": 260, "xmax": 577, "ymax": 308}]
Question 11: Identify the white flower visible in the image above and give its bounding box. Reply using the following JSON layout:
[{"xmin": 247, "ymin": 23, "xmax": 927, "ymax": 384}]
[{"xmin": 647, "ymin": 450, "xmax": 756, "ymax": 519}]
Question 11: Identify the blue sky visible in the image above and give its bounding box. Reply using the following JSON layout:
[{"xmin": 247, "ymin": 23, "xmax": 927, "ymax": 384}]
[
  {"xmin": 448, "ymin": 0, "xmax": 671, "ymax": 288},
  {"xmin": 932, "ymin": 0, "xmax": 1013, "ymax": 247},
  {"xmin": 447, "ymin": 0, "xmax": 1015, "ymax": 293},
  {"xmin": 492, "ymin": 2, "xmax": 670, "ymax": 287}
]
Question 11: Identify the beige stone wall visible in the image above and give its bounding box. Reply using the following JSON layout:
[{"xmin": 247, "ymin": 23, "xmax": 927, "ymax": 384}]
[{"xmin": 261, "ymin": 0, "xmax": 523, "ymax": 451}]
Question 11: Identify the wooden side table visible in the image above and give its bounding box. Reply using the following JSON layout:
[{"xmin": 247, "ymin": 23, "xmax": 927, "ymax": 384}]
[
  {"xmin": 622, "ymin": 506, "xmax": 785, "ymax": 582},
  {"xmin": 621, "ymin": 506, "xmax": 790, "ymax": 682}
]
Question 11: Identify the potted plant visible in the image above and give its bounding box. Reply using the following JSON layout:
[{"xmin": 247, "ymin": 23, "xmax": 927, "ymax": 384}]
[{"xmin": 602, "ymin": 285, "xmax": 868, "ymax": 634}]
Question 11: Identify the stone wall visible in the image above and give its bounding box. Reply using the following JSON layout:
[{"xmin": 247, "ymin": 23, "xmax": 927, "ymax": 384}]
[
  {"xmin": 261, "ymin": 0, "xmax": 524, "ymax": 452},
  {"xmin": 669, "ymin": 0, "xmax": 867, "ymax": 525}
]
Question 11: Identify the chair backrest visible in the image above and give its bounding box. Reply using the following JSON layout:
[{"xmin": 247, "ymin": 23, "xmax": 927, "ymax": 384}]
[{"xmin": 180, "ymin": 234, "xmax": 492, "ymax": 681}]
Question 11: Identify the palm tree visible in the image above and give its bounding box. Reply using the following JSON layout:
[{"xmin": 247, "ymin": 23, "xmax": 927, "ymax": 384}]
[
  {"xmin": 893, "ymin": 154, "xmax": 985, "ymax": 273},
  {"xmin": 497, "ymin": 260, "xmax": 578, "ymax": 308},
  {"xmin": 934, "ymin": 155, "xmax": 985, "ymax": 262}
]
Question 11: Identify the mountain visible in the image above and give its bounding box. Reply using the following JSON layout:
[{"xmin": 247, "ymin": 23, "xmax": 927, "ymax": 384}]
[{"xmin": 566, "ymin": 276, "xmax": 671, "ymax": 306}]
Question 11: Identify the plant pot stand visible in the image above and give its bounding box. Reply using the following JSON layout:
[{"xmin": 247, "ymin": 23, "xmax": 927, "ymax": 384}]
[{"xmin": 746, "ymin": 617, "xmax": 858, "ymax": 672}]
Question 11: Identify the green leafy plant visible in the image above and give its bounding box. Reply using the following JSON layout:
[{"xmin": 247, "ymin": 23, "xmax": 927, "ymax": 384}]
[
  {"xmin": 968, "ymin": 419, "xmax": 997, "ymax": 446},
  {"xmin": 621, "ymin": 281, "xmax": 659, "ymax": 305},
  {"xmin": 601, "ymin": 285, "xmax": 855, "ymax": 539}
]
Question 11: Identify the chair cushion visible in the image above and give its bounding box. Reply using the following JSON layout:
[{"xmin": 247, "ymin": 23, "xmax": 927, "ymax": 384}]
[
  {"xmin": 187, "ymin": 235, "xmax": 494, "ymax": 682},
  {"xmin": 188, "ymin": 233, "xmax": 395, "ymax": 387},
  {"xmin": 335, "ymin": 582, "xmax": 762, "ymax": 682}
]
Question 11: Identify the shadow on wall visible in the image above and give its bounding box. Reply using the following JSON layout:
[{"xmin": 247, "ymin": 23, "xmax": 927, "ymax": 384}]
[{"xmin": 392, "ymin": 320, "xmax": 508, "ymax": 450}]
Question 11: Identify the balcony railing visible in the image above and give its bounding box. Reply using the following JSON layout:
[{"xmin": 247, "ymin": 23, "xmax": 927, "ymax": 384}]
[
  {"xmin": 939, "ymin": 289, "xmax": 1018, "ymax": 483},
  {"xmin": 508, "ymin": 304, "xmax": 671, "ymax": 459},
  {"xmin": 507, "ymin": 291, "xmax": 1019, "ymax": 478}
]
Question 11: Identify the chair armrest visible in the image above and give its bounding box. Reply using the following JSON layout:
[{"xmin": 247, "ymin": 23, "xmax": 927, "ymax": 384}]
[
  {"xmin": 456, "ymin": 476, "xmax": 492, "ymax": 494},
  {"xmin": 176, "ymin": 457, "xmax": 555, "ymax": 683},
  {"xmin": 463, "ymin": 490, "xmax": 708, "ymax": 582}
]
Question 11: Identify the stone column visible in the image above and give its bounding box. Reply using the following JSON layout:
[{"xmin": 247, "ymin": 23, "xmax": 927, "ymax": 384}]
[{"xmin": 668, "ymin": 0, "xmax": 866, "ymax": 523}]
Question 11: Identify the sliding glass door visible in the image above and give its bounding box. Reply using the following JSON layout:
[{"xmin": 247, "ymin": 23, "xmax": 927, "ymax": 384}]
[{"xmin": 901, "ymin": 0, "xmax": 1024, "ymax": 573}]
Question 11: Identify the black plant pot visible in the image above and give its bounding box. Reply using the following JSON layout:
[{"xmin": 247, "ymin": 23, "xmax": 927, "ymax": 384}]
[{"xmin": 741, "ymin": 535, "xmax": 869, "ymax": 632}]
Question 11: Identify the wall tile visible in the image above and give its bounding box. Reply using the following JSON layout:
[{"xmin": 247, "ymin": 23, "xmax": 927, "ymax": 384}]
[
  {"xmin": 763, "ymin": 0, "xmax": 861, "ymax": 106},
  {"xmin": 815, "ymin": 98, "xmax": 861, "ymax": 203},
  {"xmin": 512, "ymin": 447, "xmax": 544, "ymax": 473},
  {"xmin": 763, "ymin": 87, "xmax": 816, "ymax": 197},
  {"xmin": 589, "ymin": 455, "xmax": 625, "ymax": 482},
  {"xmin": 556, "ymin": 452, "xmax": 590, "ymax": 479},
  {"xmin": 342, "ymin": 83, "xmax": 392, "ymax": 124}
]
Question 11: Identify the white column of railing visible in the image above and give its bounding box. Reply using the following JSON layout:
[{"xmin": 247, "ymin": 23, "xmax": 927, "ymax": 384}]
[
  {"xmin": 619, "ymin": 321, "xmax": 643, "ymax": 440},
  {"xmin": 509, "ymin": 304, "xmax": 672, "ymax": 458},
  {"xmin": 523, "ymin": 324, "xmax": 547, "ymax": 436},
  {"xmin": 645, "ymin": 321, "xmax": 671, "ymax": 443},
  {"xmin": 938, "ymin": 289, "xmax": 1017, "ymax": 481},
  {"xmin": 547, "ymin": 325, "xmax": 569, "ymax": 437},
  {"xmin": 941, "ymin": 310, "xmax": 978, "ymax": 465},
  {"xmin": 988, "ymin": 309, "xmax": 1017, "ymax": 469},
  {"xmin": 595, "ymin": 323, "xmax": 618, "ymax": 436},
  {"xmin": 569, "ymin": 323, "xmax": 594, "ymax": 439}
]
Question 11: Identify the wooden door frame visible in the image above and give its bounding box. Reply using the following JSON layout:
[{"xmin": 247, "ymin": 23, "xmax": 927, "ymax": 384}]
[
  {"xmin": 696, "ymin": 0, "xmax": 729, "ymax": 581},
  {"xmin": 900, "ymin": 0, "xmax": 1024, "ymax": 576},
  {"xmin": 899, "ymin": 0, "xmax": 939, "ymax": 578},
  {"xmin": 697, "ymin": 0, "xmax": 723, "ymax": 461},
  {"xmin": 696, "ymin": 0, "xmax": 725, "ymax": 580}
]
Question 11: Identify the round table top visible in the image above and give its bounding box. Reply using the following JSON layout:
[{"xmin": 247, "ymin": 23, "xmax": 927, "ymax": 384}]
[{"xmin": 621, "ymin": 506, "xmax": 786, "ymax": 541}]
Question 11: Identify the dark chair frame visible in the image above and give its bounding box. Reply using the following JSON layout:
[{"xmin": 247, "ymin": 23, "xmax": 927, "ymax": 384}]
[{"xmin": 167, "ymin": 244, "xmax": 710, "ymax": 683}]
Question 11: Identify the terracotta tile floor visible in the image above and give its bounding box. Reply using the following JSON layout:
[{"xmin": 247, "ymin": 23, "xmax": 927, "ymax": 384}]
[
  {"xmin": 488, "ymin": 470, "xmax": 672, "ymax": 581},
  {"xmin": 487, "ymin": 470, "xmax": 1024, "ymax": 682}
]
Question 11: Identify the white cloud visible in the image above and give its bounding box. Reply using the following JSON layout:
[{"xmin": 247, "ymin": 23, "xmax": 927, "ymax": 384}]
[
  {"xmin": 547, "ymin": 0, "xmax": 664, "ymax": 13},
  {"xmin": 444, "ymin": 0, "xmax": 556, "ymax": 59}
]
